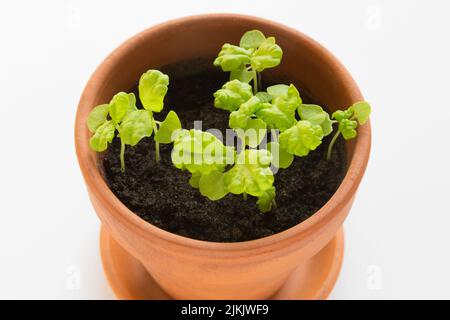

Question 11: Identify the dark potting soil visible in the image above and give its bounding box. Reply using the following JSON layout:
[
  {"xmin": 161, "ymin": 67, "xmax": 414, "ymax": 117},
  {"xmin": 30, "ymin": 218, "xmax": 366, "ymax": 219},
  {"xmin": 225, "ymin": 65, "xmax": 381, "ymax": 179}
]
[{"xmin": 103, "ymin": 59, "xmax": 347, "ymax": 242}]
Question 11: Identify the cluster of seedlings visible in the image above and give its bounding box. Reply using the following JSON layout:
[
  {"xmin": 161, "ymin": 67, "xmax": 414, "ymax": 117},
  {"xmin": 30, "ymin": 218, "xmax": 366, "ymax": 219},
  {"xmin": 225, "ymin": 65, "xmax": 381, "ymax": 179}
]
[{"xmin": 87, "ymin": 30, "xmax": 371, "ymax": 213}]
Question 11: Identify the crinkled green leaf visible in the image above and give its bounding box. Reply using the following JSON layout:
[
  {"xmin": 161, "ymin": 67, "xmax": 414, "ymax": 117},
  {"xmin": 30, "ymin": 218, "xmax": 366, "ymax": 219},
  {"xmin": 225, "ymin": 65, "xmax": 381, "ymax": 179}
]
[
  {"xmin": 119, "ymin": 109, "xmax": 153, "ymax": 146},
  {"xmin": 255, "ymin": 91, "xmax": 272, "ymax": 103},
  {"xmin": 240, "ymin": 30, "xmax": 266, "ymax": 49},
  {"xmin": 213, "ymin": 80, "xmax": 253, "ymax": 112},
  {"xmin": 255, "ymin": 84, "xmax": 301, "ymax": 131},
  {"xmin": 229, "ymin": 96, "xmax": 262, "ymax": 129},
  {"xmin": 298, "ymin": 104, "xmax": 333, "ymax": 136},
  {"xmin": 268, "ymin": 84, "xmax": 302, "ymax": 108},
  {"xmin": 279, "ymin": 120, "xmax": 324, "ymax": 157},
  {"xmin": 138, "ymin": 70, "xmax": 169, "ymax": 112},
  {"xmin": 255, "ymin": 102, "xmax": 296, "ymax": 131},
  {"xmin": 332, "ymin": 109, "xmax": 353, "ymax": 122},
  {"xmin": 89, "ymin": 120, "xmax": 115, "ymax": 152},
  {"xmin": 256, "ymin": 186, "xmax": 276, "ymax": 213},
  {"xmin": 250, "ymin": 37, "xmax": 282, "ymax": 72},
  {"xmin": 213, "ymin": 44, "xmax": 252, "ymax": 72},
  {"xmin": 199, "ymin": 170, "xmax": 228, "ymax": 200},
  {"xmin": 87, "ymin": 104, "xmax": 110, "ymax": 133},
  {"xmin": 267, "ymin": 141, "xmax": 294, "ymax": 169},
  {"xmin": 230, "ymin": 68, "xmax": 256, "ymax": 83},
  {"xmin": 109, "ymin": 92, "xmax": 135, "ymax": 123},
  {"xmin": 171, "ymin": 129, "xmax": 235, "ymax": 174},
  {"xmin": 235, "ymin": 118, "xmax": 267, "ymax": 148},
  {"xmin": 352, "ymin": 101, "xmax": 371, "ymax": 125},
  {"xmin": 224, "ymin": 149, "xmax": 274, "ymax": 197},
  {"xmin": 339, "ymin": 119, "xmax": 358, "ymax": 139},
  {"xmin": 154, "ymin": 111, "xmax": 181, "ymax": 144}
]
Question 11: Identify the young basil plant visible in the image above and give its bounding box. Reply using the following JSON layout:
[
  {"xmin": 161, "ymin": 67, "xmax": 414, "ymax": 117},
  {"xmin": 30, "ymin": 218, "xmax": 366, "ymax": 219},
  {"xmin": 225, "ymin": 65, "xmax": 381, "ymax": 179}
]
[
  {"xmin": 171, "ymin": 129, "xmax": 236, "ymax": 200},
  {"xmin": 171, "ymin": 131, "xmax": 276, "ymax": 212},
  {"xmin": 326, "ymin": 101, "xmax": 371, "ymax": 160},
  {"xmin": 213, "ymin": 30, "xmax": 283, "ymax": 94},
  {"xmin": 87, "ymin": 69, "xmax": 181, "ymax": 172}
]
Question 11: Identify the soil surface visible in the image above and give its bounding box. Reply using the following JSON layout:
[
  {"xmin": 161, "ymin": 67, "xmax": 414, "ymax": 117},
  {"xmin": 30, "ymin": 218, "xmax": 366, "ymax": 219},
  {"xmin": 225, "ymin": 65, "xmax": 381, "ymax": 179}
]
[{"xmin": 103, "ymin": 59, "xmax": 347, "ymax": 242}]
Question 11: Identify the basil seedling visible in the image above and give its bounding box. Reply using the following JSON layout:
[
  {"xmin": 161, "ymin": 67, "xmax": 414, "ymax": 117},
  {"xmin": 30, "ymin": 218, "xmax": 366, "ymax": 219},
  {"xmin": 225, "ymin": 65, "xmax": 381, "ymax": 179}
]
[
  {"xmin": 87, "ymin": 70, "xmax": 181, "ymax": 172},
  {"xmin": 214, "ymin": 30, "xmax": 282, "ymax": 94},
  {"xmin": 326, "ymin": 101, "xmax": 371, "ymax": 160}
]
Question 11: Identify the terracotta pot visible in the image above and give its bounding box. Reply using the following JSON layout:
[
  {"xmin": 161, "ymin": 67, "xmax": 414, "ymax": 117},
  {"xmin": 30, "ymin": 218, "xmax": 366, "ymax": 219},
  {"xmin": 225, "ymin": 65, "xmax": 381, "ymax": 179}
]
[{"xmin": 75, "ymin": 14, "xmax": 371, "ymax": 299}]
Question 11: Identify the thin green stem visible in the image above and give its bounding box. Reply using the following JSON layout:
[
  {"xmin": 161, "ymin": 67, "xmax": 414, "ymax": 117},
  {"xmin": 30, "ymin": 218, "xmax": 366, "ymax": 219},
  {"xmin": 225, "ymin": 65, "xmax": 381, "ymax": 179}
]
[
  {"xmin": 243, "ymin": 192, "xmax": 248, "ymax": 201},
  {"xmin": 327, "ymin": 130, "xmax": 340, "ymax": 161},
  {"xmin": 272, "ymin": 199, "xmax": 277, "ymax": 209},
  {"xmin": 252, "ymin": 71, "xmax": 258, "ymax": 94},
  {"xmin": 152, "ymin": 119, "xmax": 160, "ymax": 162},
  {"xmin": 120, "ymin": 139, "xmax": 126, "ymax": 172}
]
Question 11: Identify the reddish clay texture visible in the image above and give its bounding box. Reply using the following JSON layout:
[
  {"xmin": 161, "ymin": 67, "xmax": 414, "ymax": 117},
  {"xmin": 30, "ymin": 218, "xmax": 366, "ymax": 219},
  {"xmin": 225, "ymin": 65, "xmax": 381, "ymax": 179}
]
[{"xmin": 75, "ymin": 14, "xmax": 371, "ymax": 299}]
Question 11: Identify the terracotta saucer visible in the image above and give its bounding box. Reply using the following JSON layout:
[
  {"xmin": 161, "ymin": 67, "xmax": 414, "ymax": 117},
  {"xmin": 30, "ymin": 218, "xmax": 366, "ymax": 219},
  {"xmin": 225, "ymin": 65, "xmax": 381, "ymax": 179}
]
[{"xmin": 99, "ymin": 226, "xmax": 344, "ymax": 300}]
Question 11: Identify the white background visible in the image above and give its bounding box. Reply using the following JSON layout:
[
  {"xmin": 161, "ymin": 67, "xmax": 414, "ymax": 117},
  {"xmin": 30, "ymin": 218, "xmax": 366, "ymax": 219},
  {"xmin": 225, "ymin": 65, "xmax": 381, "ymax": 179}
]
[{"xmin": 0, "ymin": 0, "xmax": 449, "ymax": 299}]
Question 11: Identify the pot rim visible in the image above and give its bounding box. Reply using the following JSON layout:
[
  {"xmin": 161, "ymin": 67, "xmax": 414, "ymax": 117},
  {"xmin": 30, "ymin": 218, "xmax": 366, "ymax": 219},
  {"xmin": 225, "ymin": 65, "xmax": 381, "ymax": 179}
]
[{"xmin": 75, "ymin": 13, "xmax": 371, "ymax": 254}]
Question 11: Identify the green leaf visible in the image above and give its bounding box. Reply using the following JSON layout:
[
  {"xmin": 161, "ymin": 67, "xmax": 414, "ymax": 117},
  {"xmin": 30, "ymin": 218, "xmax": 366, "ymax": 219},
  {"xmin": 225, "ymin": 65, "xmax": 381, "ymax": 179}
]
[
  {"xmin": 298, "ymin": 104, "xmax": 333, "ymax": 136},
  {"xmin": 267, "ymin": 141, "xmax": 294, "ymax": 169},
  {"xmin": 199, "ymin": 170, "xmax": 228, "ymax": 200},
  {"xmin": 255, "ymin": 102, "xmax": 296, "ymax": 131},
  {"xmin": 224, "ymin": 149, "xmax": 274, "ymax": 198},
  {"xmin": 213, "ymin": 44, "xmax": 252, "ymax": 72},
  {"xmin": 256, "ymin": 186, "xmax": 275, "ymax": 213},
  {"xmin": 250, "ymin": 37, "xmax": 283, "ymax": 72},
  {"xmin": 279, "ymin": 120, "xmax": 324, "ymax": 157},
  {"xmin": 230, "ymin": 68, "xmax": 256, "ymax": 83},
  {"xmin": 255, "ymin": 91, "xmax": 272, "ymax": 103},
  {"xmin": 255, "ymin": 84, "xmax": 301, "ymax": 131},
  {"xmin": 240, "ymin": 30, "xmax": 266, "ymax": 49},
  {"xmin": 119, "ymin": 109, "xmax": 153, "ymax": 146},
  {"xmin": 229, "ymin": 96, "xmax": 262, "ymax": 129},
  {"xmin": 332, "ymin": 109, "xmax": 353, "ymax": 122},
  {"xmin": 138, "ymin": 70, "xmax": 169, "ymax": 112},
  {"xmin": 189, "ymin": 172, "xmax": 201, "ymax": 188},
  {"xmin": 268, "ymin": 84, "xmax": 302, "ymax": 107},
  {"xmin": 352, "ymin": 101, "xmax": 371, "ymax": 125},
  {"xmin": 154, "ymin": 111, "xmax": 182, "ymax": 144},
  {"xmin": 213, "ymin": 80, "xmax": 253, "ymax": 112},
  {"xmin": 87, "ymin": 104, "xmax": 110, "ymax": 133},
  {"xmin": 235, "ymin": 118, "xmax": 267, "ymax": 148},
  {"xmin": 338, "ymin": 119, "xmax": 358, "ymax": 139},
  {"xmin": 171, "ymin": 129, "xmax": 235, "ymax": 175},
  {"xmin": 109, "ymin": 92, "xmax": 134, "ymax": 123},
  {"xmin": 89, "ymin": 120, "xmax": 115, "ymax": 152}
]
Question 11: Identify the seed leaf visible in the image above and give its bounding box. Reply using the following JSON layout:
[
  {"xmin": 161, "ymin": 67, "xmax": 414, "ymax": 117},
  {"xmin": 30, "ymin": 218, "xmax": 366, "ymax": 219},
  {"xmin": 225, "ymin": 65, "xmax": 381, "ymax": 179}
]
[
  {"xmin": 213, "ymin": 44, "xmax": 252, "ymax": 72},
  {"xmin": 251, "ymin": 37, "xmax": 282, "ymax": 72},
  {"xmin": 139, "ymin": 70, "xmax": 169, "ymax": 112},
  {"xmin": 256, "ymin": 186, "xmax": 276, "ymax": 213},
  {"xmin": 235, "ymin": 118, "xmax": 267, "ymax": 148},
  {"xmin": 230, "ymin": 68, "xmax": 256, "ymax": 83},
  {"xmin": 279, "ymin": 120, "xmax": 324, "ymax": 157},
  {"xmin": 119, "ymin": 109, "xmax": 153, "ymax": 146},
  {"xmin": 87, "ymin": 104, "xmax": 110, "ymax": 133},
  {"xmin": 89, "ymin": 120, "xmax": 115, "ymax": 152},
  {"xmin": 154, "ymin": 111, "xmax": 182, "ymax": 144},
  {"xmin": 171, "ymin": 129, "xmax": 235, "ymax": 175},
  {"xmin": 214, "ymin": 80, "xmax": 253, "ymax": 112},
  {"xmin": 352, "ymin": 101, "xmax": 371, "ymax": 125},
  {"xmin": 109, "ymin": 92, "xmax": 135, "ymax": 123},
  {"xmin": 338, "ymin": 119, "xmax": 358, "ymax": 139},
  {"xmin": 240, "ymin": 30, "xmax": 266, "ymax": 49},
  {"xmin": 199, "ymin": 170, "xmax": 228, "ymax": 200},
  {"xmin": 298, "ymin": 104, "xmax": 333, "ymax": 136},
  {"xmin": 229, "ymin": 96, "xmax": 262, "ymax": 129},
  {"xmin": 224, "ymin": 149, "xmax": 274, "ymax": 197},
  {"xmin": 267, "ymin": 141, "xmax": 294, "ymax": 169}
]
